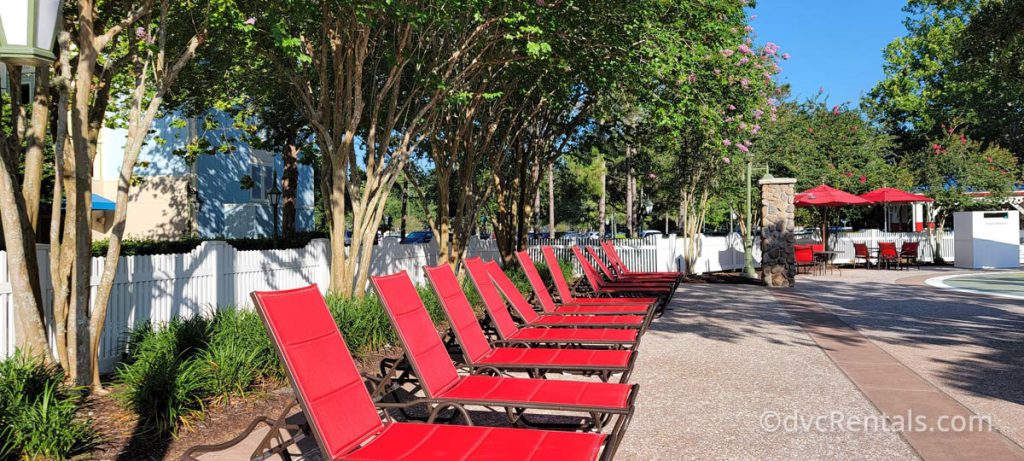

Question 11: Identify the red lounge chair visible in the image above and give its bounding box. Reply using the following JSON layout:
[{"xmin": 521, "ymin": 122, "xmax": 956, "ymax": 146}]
[
  {"xmin": 185, "ymin": 285, "xmax": 609, "ymax": 461},
  {"xmin": 542, "ymin": 246, "xmax": 661, "ymax": 306},
  {"xmin": 852, "ymin": 243, "xmax": 873, "ymax": 269},
  {"xmin": 425, "ymin": 264, "xmax": 638, "ymax": 383},
  {"xmin": 482, "ymin": 260, "xmax": 651, "ymax": 330},
  {"xmin": 370, "ymin": 272, "xmax": 637, "ymax": 456},
  {"xmin": 515, "ymin": 251, "xmax": 653, "ymax": 316},
  {"xmin": 600, "ymin": 241, "xmax": 682, "ymax": 280},
  {"xmin": 572, "ymin": 247, "xmax": 673, "ymax": 296},
  {"xmin": 899, "ymin": 242, "xmax": 920, "ymax": 269},
  {"xmin": 585, "ymin": 247, "xmax": 677, "ymax": 290},
  {"xmin": 463, "ymin": 258, "xmax": 641, "ymax": 348}
]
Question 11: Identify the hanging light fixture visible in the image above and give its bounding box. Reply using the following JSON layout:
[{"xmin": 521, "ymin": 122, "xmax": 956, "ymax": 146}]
[{"xmin": 0, "ymin": 0, "xmax": 63, "ymax": 66}]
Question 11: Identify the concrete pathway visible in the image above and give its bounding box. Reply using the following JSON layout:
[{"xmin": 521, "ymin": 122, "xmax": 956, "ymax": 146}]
[{"xmin": 614, "ymin": 282, "xmax": 917, "ymax": 460}]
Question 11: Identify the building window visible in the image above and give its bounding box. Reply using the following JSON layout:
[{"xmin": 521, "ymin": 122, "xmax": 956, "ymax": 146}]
[{"xmin": 250, "ymin": 164, "xmax": 275, "ymax": 201}]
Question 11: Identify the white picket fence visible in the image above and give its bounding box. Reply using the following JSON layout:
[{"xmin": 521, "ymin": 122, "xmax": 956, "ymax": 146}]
[{"xmin": 2, "ymin": 230, "xmax": 1021, "ymax": 372}]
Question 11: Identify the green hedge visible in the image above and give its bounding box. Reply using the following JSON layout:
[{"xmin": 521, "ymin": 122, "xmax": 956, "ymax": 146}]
[
  {"xmin": 0, "ymin": 352, "xmax": 95, "ymax": 460},
  {"xmin": 89, "ymin": 232, "xmax": 329, "ymax": 257}
]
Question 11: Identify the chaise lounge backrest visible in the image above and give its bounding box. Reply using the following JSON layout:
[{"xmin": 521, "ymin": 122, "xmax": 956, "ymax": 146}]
[
  {"xmin": 585, "ymin": 246, "xmax": 617, "ymax": 280},
  {"xmin": 515, "ymin": 251, "xmax": 559, "ymax": 313},
  {"xmin": 601, "ymin": 241, "xmax": 629, "ymax": 274},
  {"xmin": 483, "ymin": 260, "xmax": 543, "ymax": 324},
  {"xmin": 251, "ymin": 285, "xmax": 382, "ymax": 460},
  {"xmin": 371, "ymin": 272, "xmax": 461, "ymax": 398},
  {"xmin": 542, "ymin": 246, "xmax": 576, "ymax": 302},
  {"xmin": 572, "ymin": 246, "xmax": 607, "ymax": 289},
  {"xmin": 464, "ymin": 257, "xmax": 522, "ymax": 339},
  {"xmin": 424, "ymin": 264, "xmax": 495, "ymax": 363}
]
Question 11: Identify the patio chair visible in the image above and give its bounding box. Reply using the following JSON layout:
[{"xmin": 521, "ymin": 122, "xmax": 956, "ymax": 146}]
[
  {"xmin": 900, "ymin": 242, "xmax": 920, "ymax": 269},
  {"xmin": 541, "ymin": 246, "xmax": 662, "ymax": 307},
  {"xmin": 463, "ymin": 257, "xmax": 642, "ymax": 348},
  {"xmin": 585, "ymin": 246, "xmax": 678, "ymax": 291},
  {"xmin": 878, "ymin": 242, "xmax": 900, "ymax": 270},
  {"xmin": 515, "ymin": 250, "xmax": 654, "ymax": 316},
  {"xmin": 425, "ymin": 264, "xmax": 638, "ymax": 383},
  {"xmin": 571, "ymin": 247, "xmax": 674, "ymax": 296},
  {"xmin": 852, "ymin": 243, "xmax": 872, "ymax": 269},
  {"xmin": 599, "ymin": 241, "xmax": 682, "ymax": 281},
  {"xmin": 370, "ymin": 271, "xmax": 637, "ymax": 456},
  {"xmin": 183, "ymin": 285, "xmax": 610, "ymax": 461},
  {"xmin": 794, "ymin": 244, "xmax": 815, "ymax": 274},
  {"xmin": 481, "ymin": 260, "xmax": 652, "ymax": 331}
]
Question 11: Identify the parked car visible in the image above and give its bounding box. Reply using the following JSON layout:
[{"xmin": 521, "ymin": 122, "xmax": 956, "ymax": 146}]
[
  {"xmin": 403, "ymin": 230, "xmax": 433, "ymax": 243},
  {"xmin": 583, "ymin": 231, "xmax": 601, "ymax": 240},
  {"xmin": 639, "ymin": 230, "xmax": 663, "ymax": 239}
]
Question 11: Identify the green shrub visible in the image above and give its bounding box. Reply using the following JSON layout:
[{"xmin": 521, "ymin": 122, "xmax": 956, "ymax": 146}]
[
  {"xmin": 115, "ymin": 317, "xmax": 212, "ymax": 436},
  {"xmin": 202, "ymin": 309, "xmax": 282, "ymax": 398},
  {"xmin": 91, "ymin": 237, "xmax": 204, "ymax": 257},
  {"xmin": 225, "ymin": 231, "xmax": 328, "ymax": 251},
  {"xmin": 0, "ymin": 351, "xmax": 94, "ymax": 460}
]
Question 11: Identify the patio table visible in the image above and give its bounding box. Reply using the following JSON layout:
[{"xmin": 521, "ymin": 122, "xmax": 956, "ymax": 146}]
[{"xmin": 813, "ymin": 251, "xmax": 839, "ymax": 276}]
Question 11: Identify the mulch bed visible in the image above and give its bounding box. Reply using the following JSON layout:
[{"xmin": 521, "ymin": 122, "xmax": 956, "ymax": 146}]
[{"xmin": 84, "ymin": 351, "xmax": 403, "ymax": 460}]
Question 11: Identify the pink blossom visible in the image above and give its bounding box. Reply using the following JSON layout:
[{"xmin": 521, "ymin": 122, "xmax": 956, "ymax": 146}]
[
  {"xmin": 844, "ymin": 171, "xmax": 853, "ymax": 177},
  {"xmin": 763, "ymin": 42, "xmax": 780, "ymax": 54},
  {"xmin": 744, "ymin": 25, "xmax": 753, "ymax": 32},
  {"xmin": 740, "ymin": 78, "xmax": 750, "ymax": 88},
  {"xmin": 738, "ymin": 44, "xmax": 754, "ymax": 55},
  {"xmin": 858, "ymin": 176, "xmax": 867, "ymax": 184},
  {"xmin": 762, "ymin": 71, "xmax": 772, "ymax": 79},
  {"xmin": 770, "ymin": 114, "xmax": 778, "ymax": 122},
  {"xmin": 832, "ymin": 105, "xmax": 840, "ymax": 114},
  {"xmin": 723, "ymin": 139, "xmax": 733, "ymax": 146},
  {"xmin": 738, "ymin": 57, "xmax": 749, "ymax": 65},
  {"xmin": 721, "ymin": 49, "xmax": 735, "ymax": 58},
  {"xmin": 727, "ymin": 104, "xmax": 736, "ymax": 111},
  {"xmin": 750, "ymin": 15, "xmax": 758, "ymax": 20},
  {"xmin": 767, "ymin": 98, "xmax": 778, "ymax": 106},
  {"xmin": 751, "ymin": 124, "xmax": 761, "ymax": 134},
  {"xmin": 739, "ymin": 122, "xmax": 748, "ymax": 130},
  {"xmin": 807, "ymin": 127, "xmax": 814, "ymax": 133},
  {"xmin": 244, "ymin": 17, "xmax": 257, "ymax": 25},
  {"xmin": 723, "ymin": 156, "xmax": 732, "ymax": 164},
  {"xmin": 687, "ymin": 73, "xmax": 697, "ymax": 83},
  {"xmin": 782, "ymin": 52, "xmax": 791, "ymax": 60},
  {"xmin": 736, "ymin": 144, "xmax": 750, "ymax": 153}
]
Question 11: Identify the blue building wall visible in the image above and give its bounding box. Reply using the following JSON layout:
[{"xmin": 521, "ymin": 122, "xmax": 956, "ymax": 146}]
[{"xmin": 101, "ymin": 111, "xmax": 315, "ymax": 239}]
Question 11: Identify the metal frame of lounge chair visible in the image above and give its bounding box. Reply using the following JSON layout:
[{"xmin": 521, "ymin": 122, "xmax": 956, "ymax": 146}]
[
  {"xmin": 541, "ymin": 246, "xmax": 662, "ymax": 307},
  {"xmin": 425, "ymin": 264, "xmax": 639, "ymax": 384},
  {"xmin": 482, "ymin": 260, "xmax": 654, "ymax": 332},
  {"xmin": 463, "ymin": 257, "xmax": 643, "ymax": 349},
  {"xmin": 183, "ymin": 285, "xmax": 612, "ymax": 461},
  {"xmin": 369, "ymin": 272, "xmax": 637, "ymax": 457},
  {"xmin": 514, "ymin": 250, "xmax": 655, "ymax": 316}
]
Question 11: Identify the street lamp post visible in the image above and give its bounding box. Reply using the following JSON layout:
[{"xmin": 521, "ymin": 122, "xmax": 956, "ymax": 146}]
[
  {"xmin": 267, "ymin": 178, "xmax": 282, "ymax": 243},
  {"xmin": 0, "ymin": 0, "xmax": 63, "ymax": 66}
]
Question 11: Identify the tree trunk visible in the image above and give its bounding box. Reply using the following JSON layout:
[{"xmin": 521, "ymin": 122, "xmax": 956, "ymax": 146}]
[
  {"xmin": 547, "ymin": 163, "xmax": 554, "ymax": 238},
  {"xmin": 599, "ymin": 160, "xmax": 606, "ymax": 236},
  {"xmin": 399, "ymin": 182, "xmax": 408, "ymax": 243},
  {"xmin": 625, "ymin": 146, "xmax": 635, "ymax": 238},
  {"xmin": 22, "ymin": 66, "xmax": 51, "ymax": 232},
  {"xmin": 281, "ymin": 139, "xmax": 299, "ymax": 237}
]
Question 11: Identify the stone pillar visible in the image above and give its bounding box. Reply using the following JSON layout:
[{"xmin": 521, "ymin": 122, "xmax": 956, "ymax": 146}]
[{"xmin": 758, "ymin": 178, "xmax": 797, "ymax": 287}]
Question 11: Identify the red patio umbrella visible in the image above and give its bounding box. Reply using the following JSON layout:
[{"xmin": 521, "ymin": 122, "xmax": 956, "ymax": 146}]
[
  {"xmin": 795, "ymin": 184, "xmax": 873, "ymax": 250},
  {"xmin": 858, "ymin": 188, "xmax": 933, "ymax": 231}
]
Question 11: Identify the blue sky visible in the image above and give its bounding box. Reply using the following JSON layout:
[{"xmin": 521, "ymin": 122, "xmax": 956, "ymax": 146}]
[{"xmin": 751, "ymin": 1, "xmax": 911, "ymax": 108}]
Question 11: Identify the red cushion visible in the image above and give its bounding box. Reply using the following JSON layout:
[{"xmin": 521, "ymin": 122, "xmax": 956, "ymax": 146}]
[
  {"xmin": 585, "ymin": 246, "xmax": 618, "ymax": 280},
  {"xmin": 438, "ymin": 375, "xmax": 632, "ymax": 410},
  {"xmin": 479, "ymin": 347, "xmax": 633, "ymax": 369},
  {"xmin": 372, "ymin": 272, "xmax": 461, "ymax": 397},
  {"xmin": 465, "ymin": 257, "xmax": 522, "ymax": 339},
  {"xmin": 516, "ymin": 250, "xmax": 560, "ymax": 313},
  {"xmin": 342, "ymin": 422, "xmax": 604, "ymax": 461},
  {"xmin": 530, "ymin": 314, "xmax": 643, "ymax": 327},
  {"xmin": 566, "ymin": 297, "xmax": 660, "ymax": 305},
  {"xmin": 425, "ymin": 264, "xmax": 494, "ymax": 363},
  {"xmin": 509, "ymin": 327, "xmax": 638, "ymax": 344},
  {"xmin": 543, "ymin": 246, "xmax": 578, "ymax": 302},
  {"xmin": 550, "ymin": 304, "xmax": 649, "ymax": 315},
  {"xmin": 484, "ymin": 260, "xmax": 542, "ymax": 324},
  {"xmin": 252, "ymin": 286, "xmax": 384, "ymax": 459}
]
